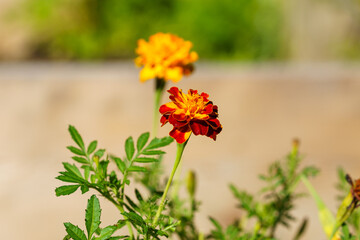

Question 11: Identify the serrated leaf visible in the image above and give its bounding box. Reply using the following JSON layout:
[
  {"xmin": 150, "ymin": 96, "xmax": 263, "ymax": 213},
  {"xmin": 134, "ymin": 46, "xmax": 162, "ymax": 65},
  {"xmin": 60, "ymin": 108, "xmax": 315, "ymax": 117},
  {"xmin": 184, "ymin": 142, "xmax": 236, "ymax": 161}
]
[
  {"xmin": 122, "ymin": 212, "xmax": 145, "ymax": 227},
  {"xmin": 90, "ymin": 174, "xmax": 96, "ymax": 183},
  {"xmin": 58, "ymin": 171, "xmax": 86, "ymax": 183},
  {"xmin": 81, "ymin": 185, "xmax": 89, "ymax": 194},
  {"xmin": 63, "ymin": 234, "xmax": 71, "ymax": 240},
  {"xmin": 55, "ymin": 185, "xmax": 80, "ymax": 196},
  {"xmin": 133, "ymin": 157, "xmax": 158, "ymax": 163},
  {"xmin": 67, "ymin": 146, "xmax": 85, "ymax": 156},
  {"xmin": 68, "ymin": 125, "xmax": 85, "ymax": 150},
  {"xmin": 56, "ymin": 174, "xmax": 82, "ymax": 184},
  {"xmin": 94, "ymin": 149, "xmax": 106, "ymax": 158},
  {"xmin": 72, "ymin": 156, "xmax": 88, "ymax": 164},
  {"xmin": 86, "ymin": 195, "xmax": 102, "ymax": 238},
  {"xmin": 64, "ymin": 222, "xmax": 87, "ymax": 240},
  {"xmin": 137, "ymin": 132, "xmax": 149, "ymax": 151},
  {"xmin": 111, "ymin": 156, "xmax": 125, "ymax": 174},
  {"xmin": 135, "ymin": 189, "xmax": 143, "ymax": 202},
  {"xmin": 87, "ymin": 140, "xmax": 98, "ymax": 155},
  {"xmin": 127, "ymin": 166, "xmax": 147, "ymax": 172},
  {"xmin": 63, "ymin": 162, "xmax": 83, "ymax": 179},
  {"xmin": 146, "ymin": 136, "xmax": 173, "ymax": 150},
  {"xmin": 125, "ymin": 137, "xmax": 135, "ymax": 160},
  {"xmin": 209, "ymin": 217, "xmax": 222, "ymax": 232},
  {"xmin": 94, "ymin": 225, "xmax": 117, "ymax": 240},
  {"xmin": 81, "ymin": 165, "xmax": 90, "ymax": 181},
  {"xmin": 125, "ymin": 196, "xmax": 139, "ymax": 211},
  {"xmin": 141, "ymin": 150, "xmax": 166, "ymax": 155}
]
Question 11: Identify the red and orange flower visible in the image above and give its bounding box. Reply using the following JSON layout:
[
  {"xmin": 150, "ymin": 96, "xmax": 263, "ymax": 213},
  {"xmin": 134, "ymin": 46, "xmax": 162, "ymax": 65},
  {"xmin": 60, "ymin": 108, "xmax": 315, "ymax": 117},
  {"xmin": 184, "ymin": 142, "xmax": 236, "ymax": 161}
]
[
  {"xmin": 135, "ymin": 33, "xmax": 198, "ymax": 83},
  {"xmin": 159, "ymin": 87, "xmax": 222, "ymax": 144}
]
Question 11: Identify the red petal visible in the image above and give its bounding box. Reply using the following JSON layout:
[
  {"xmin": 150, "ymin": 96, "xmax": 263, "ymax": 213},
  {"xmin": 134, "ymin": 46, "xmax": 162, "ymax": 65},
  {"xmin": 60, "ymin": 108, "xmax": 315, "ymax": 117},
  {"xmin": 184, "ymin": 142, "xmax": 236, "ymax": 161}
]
[
  {"xmin": 206, "ymin": 118, "xmax": 221, "ymax": 129},
  {"xmin": 201, "ymin": 92, "xmax": 209, "ymax": 99},
  {"xmin": 188, "ymin": 89, "xmax": 198, "ymax": 95},
  {"xmin": 160, "ymin": 115, "xmax": 169, "ymax": 126},
  {"xmin": 169, "ymin": 126, "xmax": 192, "ymax": 144},
  {"xmin": 190, "ymin": 120, "xmax": 209, "ymax": 136},
  {"xmin": 159, "ymin": 102, "xmax": 177, "ymax": 114},
  {"xmin": 172, "ymin": 109, "xmax": 187, "ymax": 121},
  {"xmin": 169, "ymin": 115, "xmax": 189, "ymax": 128},
  {"xmin": 202, "ymin": 104, "xmax": 213, "ymax": 115},
  {"xmin": 206, "ymin": 125, "xmax": 222, "ymax": 140}
]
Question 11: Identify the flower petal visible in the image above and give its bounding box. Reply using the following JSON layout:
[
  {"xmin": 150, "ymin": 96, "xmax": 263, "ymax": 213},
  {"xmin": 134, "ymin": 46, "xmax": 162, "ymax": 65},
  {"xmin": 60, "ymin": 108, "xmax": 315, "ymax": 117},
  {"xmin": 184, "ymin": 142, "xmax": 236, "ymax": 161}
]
[
  {"xmin": 164, "ymin": 67, "xmax": 183, "ymax": 83},
  {"xmin": 190, "ymin": 120, "xmax": 209, "ymax": 136},
  {"xmin": 206, "ymin": 118, "xmax": 221, "ymax": 129},
  {"xmin": 170, "ymin": 126, "xmax": 192, "ymax": 144},
  {"xmin": 169, "ymin": 115, "xmax": 189, "ymax": 128},
  {"xmin": 140, "ymin": 66, "xmax": 156, "ymax": 82},
  {"xmin": 160, "ymin": 115, "xmax": 169, "ymax": 126},
  {"xmin": 172, "ymin": 109, "xmax": 187, "ymax": 121},
  {"xmin": 159, "ymin": 102, "xmax": 178, "ymax": 114}
]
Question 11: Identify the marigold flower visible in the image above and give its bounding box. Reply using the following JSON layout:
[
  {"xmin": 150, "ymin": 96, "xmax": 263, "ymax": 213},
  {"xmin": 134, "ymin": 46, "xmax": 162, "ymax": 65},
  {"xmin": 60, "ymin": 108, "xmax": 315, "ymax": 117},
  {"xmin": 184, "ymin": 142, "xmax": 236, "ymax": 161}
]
[
  {"xmin": 159, "ymin": 87, "xmax": 222, "ymax": 144},
  {"xmin": 135, "ymin": 33, "xmax": 198, "ymax": 83}
]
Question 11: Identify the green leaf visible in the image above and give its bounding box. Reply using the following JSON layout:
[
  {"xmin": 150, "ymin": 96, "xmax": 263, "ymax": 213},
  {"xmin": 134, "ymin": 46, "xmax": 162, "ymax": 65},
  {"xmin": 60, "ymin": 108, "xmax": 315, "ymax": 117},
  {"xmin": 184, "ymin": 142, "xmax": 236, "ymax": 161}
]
[
  {"xmin": 56, "ymin": 174, "xmax": 82, "ymax": 184},
  {"xmin": 67, "ymin": 146, "xmax": 85, "ymax": 156},
  {"xmin": 141, "ymin": 150, "xmax": 166, "ymax": 155},
  {"xmin": 55, "ymin": 185, "xmax": 80, "ymax": 196},
  {"xmin": 68, "ymin": 125, "xmax": 85, "ymax": 150},
  {"xmin": 85, "ymin": 195, "xmax": 102, "ymax": 238},
  {"xmin": 137, "ymin": 132, "xmax": 149, "ymax": 151},
  {"xmin": 209, "ymin": 217, "xmax": 222, "ymax": 232},
  {"xmin": 94, "ymin": 226, "xmax": 117, "ymax": 240},
  {"xmin": 64, "ymin": 222, "xmax": 87, "ymax": 240},
  {"xmin": 135, "ymin": 189, "xmax": 143, "ymax": 202},
  {"xmin": 125, "ymin": 195, "xmax": 139, "ymax": 211},
  {"xmin": 94, "ymin": 149, "xmax": 105, "ymax": 158},
  {"xmin": 81, "ymin": 185, "xmax": 89, "ymax": 194},
  {"xmin": 122, "ymin": 212, "xmax": 145, "ymax": 227},
  {"xmin": 133, "ymin": 157, "xmax": 158, "ymax": 163},
  {"xmin": 58, "ymin": 171, "xmax": 86, "ymax": 184},
  {"xmin": 127, "ymin": 166, "xmax": 147, "ymax": 172},
  {"xmin": 72, "ymin": 156, "xmax": 88, "ymax": 164},
  {"xmin": 87, "ymin": 140, "xmax": 98, "ymax": 155},
  {"xmin": 125, "ymin": 137, "xmax": 135, "ymax": 160},
  {"xmin": 146, "ymin": 136, "xmax": 173, "ymax": 150},
  {"xmin": 111, "ymin": 156, "xmax": 125, "ymax": 174},
  {"xmin": 82, "ymin": 165, "xmax": 90, "ymax": 181},
  {"xmin": 63, "ymin": 234, "xmax": 71, "ymax": 240},
  {"xmin": 63, "ymin": 162, "xmax": 83, "ymax": 179}
]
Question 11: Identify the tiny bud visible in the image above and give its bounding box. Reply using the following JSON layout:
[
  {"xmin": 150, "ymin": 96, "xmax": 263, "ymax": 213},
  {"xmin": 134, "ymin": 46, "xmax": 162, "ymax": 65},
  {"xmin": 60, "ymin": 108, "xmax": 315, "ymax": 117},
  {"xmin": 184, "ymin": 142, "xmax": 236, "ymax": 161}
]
[
  {"xmin": 93, "ymin": 155, "xmax": 99, "ymax": 167},
  {"xmin": 186, "ymin": 170, "xmax": 196, "ymax": 197}
]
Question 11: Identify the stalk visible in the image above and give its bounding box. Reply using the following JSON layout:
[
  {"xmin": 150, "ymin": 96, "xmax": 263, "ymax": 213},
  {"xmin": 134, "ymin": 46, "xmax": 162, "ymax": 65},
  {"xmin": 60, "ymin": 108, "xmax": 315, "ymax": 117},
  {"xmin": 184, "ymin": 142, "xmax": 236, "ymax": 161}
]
[
  {"xmin": 152, "ymin": 77, "xmax": 166, "ymax": 137},
  {"xmin": 152, "ymin": 141, "xmax": 188, "ymax": 226}
]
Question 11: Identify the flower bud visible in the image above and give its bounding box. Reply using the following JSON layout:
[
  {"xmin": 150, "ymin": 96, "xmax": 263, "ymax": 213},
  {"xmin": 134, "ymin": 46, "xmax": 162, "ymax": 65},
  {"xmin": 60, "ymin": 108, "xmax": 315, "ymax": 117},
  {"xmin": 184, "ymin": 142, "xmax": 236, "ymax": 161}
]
[{"xmin": 186, "ymin": 170, "xmax": 196, "ymax": 197}]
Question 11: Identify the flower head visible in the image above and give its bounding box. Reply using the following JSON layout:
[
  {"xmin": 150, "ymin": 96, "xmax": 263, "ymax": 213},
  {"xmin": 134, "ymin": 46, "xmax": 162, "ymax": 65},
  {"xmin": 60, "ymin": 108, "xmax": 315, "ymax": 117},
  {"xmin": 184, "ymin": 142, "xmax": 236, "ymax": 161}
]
[
  {"xmin": 159, "ymin": 87, "xmax": 222, "ymax": 144},
  {"xmin": 135, "ymin": 33, "xmax": 198, "ymax": 83},
  {"xmin": 332, "ymin": 174, "xmax": 360, "ymax": 239}
]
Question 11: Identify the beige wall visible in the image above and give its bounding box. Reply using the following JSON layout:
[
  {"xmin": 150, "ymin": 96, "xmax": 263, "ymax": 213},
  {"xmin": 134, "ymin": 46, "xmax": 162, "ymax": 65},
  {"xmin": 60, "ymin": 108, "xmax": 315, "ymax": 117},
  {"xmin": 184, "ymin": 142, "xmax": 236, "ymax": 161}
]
[{"xmin": 1, "ymin": 62, "xmax": 360, "ymax": 239}]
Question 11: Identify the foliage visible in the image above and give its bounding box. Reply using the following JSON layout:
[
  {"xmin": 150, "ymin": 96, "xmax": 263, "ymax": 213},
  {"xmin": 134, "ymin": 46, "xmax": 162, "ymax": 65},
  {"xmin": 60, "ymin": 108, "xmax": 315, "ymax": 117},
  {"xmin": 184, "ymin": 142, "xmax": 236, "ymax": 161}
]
[
  {"xmin": 19, "ymin": 0, "xmax": 286, "ymax": 60},
  {"xmin": 57, "ymin": 128, "xmax": 360, "ymax": 240},
  {"xmin": 56, "ymin": 126, "xmax": 177, "ymax": 239},
  {"xmin": 208, "ymin": 143, "xmax": 319, "ymax": 239},
  {"xmin": 336, "ymin": 168, "xmax": 360, "ymax": 238}
]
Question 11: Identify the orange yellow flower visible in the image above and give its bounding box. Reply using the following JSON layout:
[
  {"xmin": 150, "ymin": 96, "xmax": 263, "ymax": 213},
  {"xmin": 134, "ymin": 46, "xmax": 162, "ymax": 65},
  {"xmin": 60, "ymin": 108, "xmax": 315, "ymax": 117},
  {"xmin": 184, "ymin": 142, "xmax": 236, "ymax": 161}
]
[
  {"xmin": 135, "ymin": 33, "xmax": 198, "ymax": 83},
  {"xmin": 159, "ymin": 87, "xmax": 222, "ymax": 144}
]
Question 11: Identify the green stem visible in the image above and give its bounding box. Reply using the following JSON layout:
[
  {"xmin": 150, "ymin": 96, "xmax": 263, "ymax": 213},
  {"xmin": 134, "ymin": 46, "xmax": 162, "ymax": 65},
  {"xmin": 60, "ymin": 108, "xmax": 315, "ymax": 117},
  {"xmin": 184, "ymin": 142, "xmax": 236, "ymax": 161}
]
[
  {"xmin": 152, "ymin": 78, "xmax": 166, "ymax": 137},
  {"xmin": 92, "ymin": 187, "xmax": 134, "ymax": 239},
  {"xmin": 152, "ymin": 141, "xmax": 188, "ymax": 226}
]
